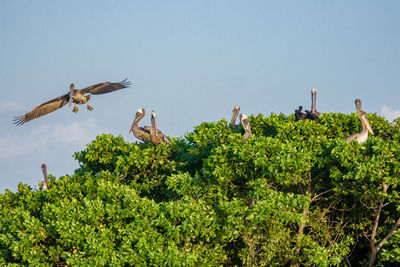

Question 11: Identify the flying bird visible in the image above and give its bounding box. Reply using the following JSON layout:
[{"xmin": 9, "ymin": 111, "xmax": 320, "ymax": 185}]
[
  {"xmin": 240, "ymin": 114, "xmax": 252, "ymax": 140},
  {"xmin": 13, "ymin": 79, "xmax": 131, "ymax": 125},
  {"xmin": 129, "ymin": 108, "xmax": 150, "ymax": 143},
  {"xmin": 346, "ymin": 99, "xmax": 374, "ymax": 144},
  {"xmin": 149, "ymin": 110, "xmax": 170, "ymax": 146},
  {"xmin": 230, "ymin": 105, "xmax": 240, "ymax": 130}
]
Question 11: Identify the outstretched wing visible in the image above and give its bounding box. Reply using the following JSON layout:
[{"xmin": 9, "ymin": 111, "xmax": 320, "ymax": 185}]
[
  {"xmin": 13, "ymin": 93, "xmax": 70, "ymax": 125},
  {"xmin": 79, "ymin": 78, "xmax": 131, "ymax": 95}
]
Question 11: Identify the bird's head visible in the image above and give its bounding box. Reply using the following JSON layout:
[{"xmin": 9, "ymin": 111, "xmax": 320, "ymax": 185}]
[
  {"xmin": 151, "ymin": 110, "xmax": 156, "ymax": 118},
  {"xmin": 355, "ymin": 99, "xmax": 362, "ymax": 110},
  {"xmin": 135, "ymin": 108, "xmax": 146, "ymax": 120},
  {"xmin": 136, "ymin": 108, "xmax": 144, "ymax": 115},
  {"xmin": 70, "ymin": 83, "xmax": 75, "ymax": 90},
  {"xmin": 232, "ymin": 105, "xmax": 240, "ymax": 112},
  {"xmin": 312, "ymin": 88, "xmax": 317, "ymax": 94},
  {"xmin": 41, "ymin": 164, "xmax": 46, "ymax": 170}
]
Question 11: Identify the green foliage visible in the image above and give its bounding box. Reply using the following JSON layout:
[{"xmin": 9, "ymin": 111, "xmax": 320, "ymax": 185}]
[{"xmin": 2, "ymin": 112, "xmax": 400, "ymax": 265}]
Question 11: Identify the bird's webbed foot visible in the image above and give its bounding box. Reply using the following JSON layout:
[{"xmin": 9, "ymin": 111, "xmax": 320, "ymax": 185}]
[
  {"xmin": 72, "ymin": 104, "xmax": 79, "ymax": 113},
  {"xmin": 87, "ymin": 104, "xmax": 93, "ymax": 111}
]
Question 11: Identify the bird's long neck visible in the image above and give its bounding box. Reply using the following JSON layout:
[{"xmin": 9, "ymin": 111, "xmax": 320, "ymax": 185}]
[
  {"xmin": 134, "ymin": 112, "xmax": 145, "ymax": 126},
  {"xmin": 151, "ymin": 115, "xmax": 157, "ymax": 137},
  {"xmin": 42, "ymin": 164, "xmax": 49, "ymax": 189},
  {"xmin": 311, "ymin": 90, "xmax": 317, "ymax": 113},
  {"xmin": 231, "ymin": 110, "xmax": 239, "ymax": 125},
  {"xmin": 131, "ymin": 115, "xmax": 140, "ymax": 132}
]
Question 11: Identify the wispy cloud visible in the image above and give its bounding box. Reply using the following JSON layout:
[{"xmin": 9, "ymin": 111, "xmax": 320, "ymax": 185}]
[
  {"xmin": 381, "ymin": 106, "xmax": 400, "ymax": 122},
  {"xmin": 0, "ymin": 119, "xmax": 100, "ymax": 159},
  {"xmin": 0, "ymin": 101, "xmax": 26, "ymax": 112}
]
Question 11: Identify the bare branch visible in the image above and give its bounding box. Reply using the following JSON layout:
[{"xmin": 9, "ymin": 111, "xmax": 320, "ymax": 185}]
[
  {"xmin": 376, "ymin": 216, "xmax": 400, "ymax": 252},
  {"xmin": 311, "ymin": 188, "xmax": 334, "ymax": 202}
]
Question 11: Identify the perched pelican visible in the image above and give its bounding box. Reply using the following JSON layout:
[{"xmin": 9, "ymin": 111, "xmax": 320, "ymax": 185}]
[
  {"xmin": 41, "ymin": 164, "xmax": 49, "ymax": 190},
  {"xmin": 230, "ymin": 105, "xmax": 240, "ymax": 130},
  {"xmin": 346, "ymin": 99, "xmax": 374, "ymax": 144},
  {"xmin": 129, "ymin": 108, "xmax": 150, "ymax": 142},
  {"xmin": 240, "ymin": 114, "xmax": 252, "ymax": 140},
  {"xmin": 305, "ymin": 88, "xmax": 320, "ymax": 118},
  {"xmin": 295, "ymin": 88, "xmax": 320, "ymax": 121},
  {"xmin": 149, "ymin": 110, "xmax": 170, "ymax": 146},
  {"xmin": 14, "ymin": 79, "xmax": 131, "ymax": 125}
]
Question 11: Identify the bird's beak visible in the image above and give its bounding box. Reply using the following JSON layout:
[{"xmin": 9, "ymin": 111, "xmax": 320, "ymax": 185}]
[
  {"xmin": 129, "ymin": 117, "xmax": 136, "ymax": 134},
  {"xmin": 363, "ymin": 114, "xmax": 374, "ymax": 135},
  {"xmin": 69, "ymin": 83, "xmax": 74, "ymax": 108}
]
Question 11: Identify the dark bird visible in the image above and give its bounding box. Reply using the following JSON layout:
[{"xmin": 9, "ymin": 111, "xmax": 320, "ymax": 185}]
[
  {"xmin": 346, "ymin": 99, "xmax": 374, "ymax": 143},
  {"xmin": 230, "ymin": 105, "xmax": 240, "ymax": 130},
  {"xmin": 240, "ymin": 114, "xmax": 252, "ymax": 140},
  {"xmin": 41, "ymin": 163, "xmax": 49, "ymax": 190},
  {"xmin": 295, "ymin": 88, "xmax": 320, "ymax": 121},
  {"xmin": 149, "ymin": 110, "xmax": 170, "ymax": 146},
  {"xmin": 13, "ymin": 79, "xmax": 131, "ymax": 125},
  {"xmin": 129, "ymin": 108, "xmax": 150, "ymax": 142},
  {"xmin": 295, "ymin": 105, "xmax": 307, "ymax": 121}
]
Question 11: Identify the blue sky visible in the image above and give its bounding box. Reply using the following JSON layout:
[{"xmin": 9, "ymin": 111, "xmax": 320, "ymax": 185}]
[{"xmin": 1, "ymin": 1, "xmax": 399, "ymax": 192}]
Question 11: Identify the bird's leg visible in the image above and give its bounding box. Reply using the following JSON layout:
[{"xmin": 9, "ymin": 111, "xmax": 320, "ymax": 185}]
[
  {"xmin": 82, "ymin": 95, "xmax": 93, "ymax": 111},
  {"xmin": 72, "ymin": 103, "xmax": 79, "ymax": 113}
]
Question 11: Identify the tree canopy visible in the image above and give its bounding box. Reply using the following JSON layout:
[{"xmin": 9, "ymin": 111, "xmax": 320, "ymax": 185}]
[{"xmin": 1, "ymin": 112, "xmax": 400, "ymax": 266}]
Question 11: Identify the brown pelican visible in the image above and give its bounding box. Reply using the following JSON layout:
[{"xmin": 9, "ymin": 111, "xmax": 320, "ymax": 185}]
[
  {"xmin": 129, "ymin": 108, "xmax": 150, "ymax": 142},
  {"xmin": 41, "ymin": 163, "xmax": 49, "ymax": 190},
  {"xmin": 346, "ymin": 99, "xmax": 374, "ymax": 143},
  {"xmin": 230, "ymin": 105, "xmax": 240, "ymax": 129},
  {"xmin": 149, "ymin": 110, "xmax": 170, "ymax": 146},
  {"xmin": 240, "ymin": 114, "xmax": 252, "ymax": 140},
  {"xmin": 295, "ymin": 88, "xmax": 320, "ymax": 121},
  {"xmin": 13, "ymin": 79, "xmax": 131, "ymax": 125}
]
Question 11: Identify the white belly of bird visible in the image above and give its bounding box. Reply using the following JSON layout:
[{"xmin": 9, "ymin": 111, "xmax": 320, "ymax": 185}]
[
  {"xmin": 72, "ymin": 94, "xmax": 87, "ymax": 104},
  {"xmin": 357, "ymin": 132, "xmax": 368, "ymax": 144}
]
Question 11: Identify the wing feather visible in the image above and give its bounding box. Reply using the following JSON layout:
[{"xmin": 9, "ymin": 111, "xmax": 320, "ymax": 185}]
[
  {"xmin": 305, "ymin": 110, "xmax": 319, "ymax": 120},
  {"xmin": 13, "ymin": 93, "xmax": 70, "ymax": 125},
  {"xmin": 79, "ymin": 78, "xmax": 131, "ymax": 95},
  {"xmin": 143, "ymin": 126, "xmax": 170, "ymax": 143}
]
